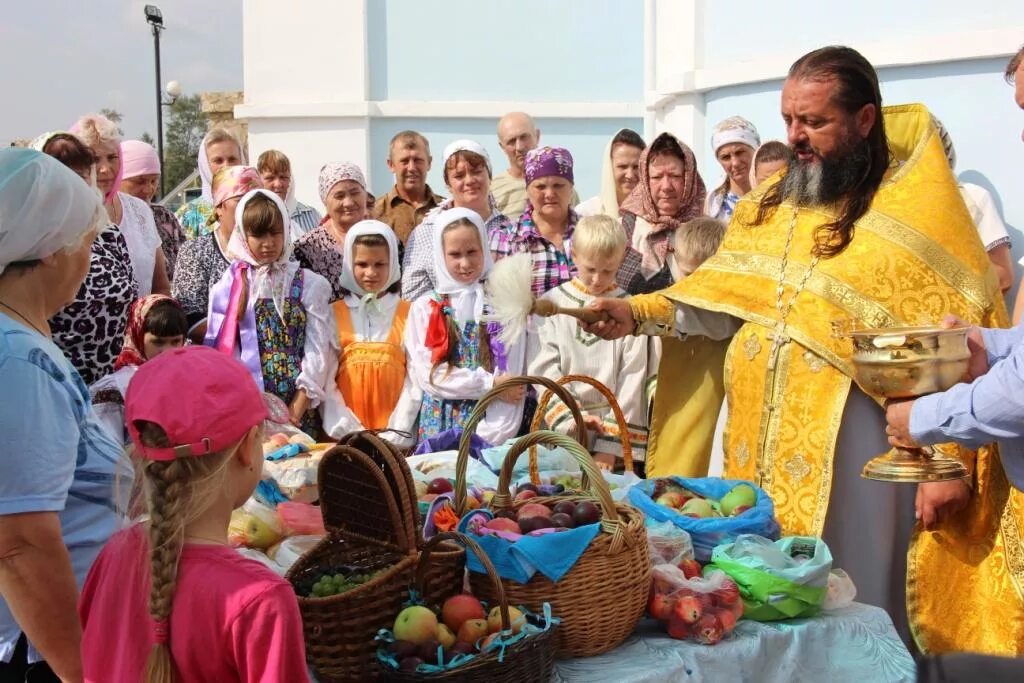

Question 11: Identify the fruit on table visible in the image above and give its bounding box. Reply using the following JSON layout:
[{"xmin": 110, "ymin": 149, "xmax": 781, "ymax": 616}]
[
  {"xmin": 655, "ymin": 491, "xmax": 689, "ymax": 509},
  {"xmin": 456, "ymin": 618, "xmax": 489, "ymax": 645},
  {"xmin": 427, "ymin": 477, "xmax": 454, "ymax": 495},
  {"xmin": 441, "ymin": 594, "xmax": 486, "ymax": 633},
  {"xmin": 673, "ymin": 594, "xmax": 704, "ymax": 624},
  {"xmin": 572, "ymin": 501, "xmax": 601, "ymax": 526},
  {"xmin": 393, "ymin": 606, "xmax": 439, "ymax": 644},
  {"xmin": 680, "ymin": 498, "xmax": 715, "ymax": 519},
  {"xmin": 694, "ymin": 612, "xmax": 725, "ymax": 645},
  {"xmin": 487, "ymin": 605, "xmax": 525, "ymax": 634},
  {"xmin": 719, "ymin": 483, "xmax": 757, "ymax": 516},
  {"xmin": 648, "ymin": 592, "xmax": 674, "ymax": 621}
]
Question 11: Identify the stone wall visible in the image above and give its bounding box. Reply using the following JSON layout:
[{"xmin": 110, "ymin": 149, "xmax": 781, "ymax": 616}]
[{"xmin": 201, "ymin": 91, "xmax": 247, "ymax": 149}]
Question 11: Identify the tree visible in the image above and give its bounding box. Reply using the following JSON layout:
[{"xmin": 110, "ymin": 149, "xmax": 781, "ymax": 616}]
[
  {"xmin": 99, "ymin": 108, "xmax": 124, "ymax": 135},
  {"xmin": 162, "ymin": 94, "xmax": 209, "ymax": 193},
  {"xmin": 140, "ymin": 132, "xmax": 154, "ymax": 146}
]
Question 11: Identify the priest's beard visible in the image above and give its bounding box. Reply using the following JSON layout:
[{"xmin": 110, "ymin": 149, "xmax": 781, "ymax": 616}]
[{"xmin": 782, "ymin": 134, "xmax": 872, "ymax": 208}]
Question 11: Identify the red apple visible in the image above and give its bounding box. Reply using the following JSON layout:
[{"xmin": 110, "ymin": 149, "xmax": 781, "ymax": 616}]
[
  {"xmin": 728, "ymin": 598, "xmax": 744, "ymax": 620},
  {"xmin": 667, "ymin": 612, "xmax": 692, "ymax": 640},
  {"xmin": 673, "ymin": 594, "xmax": 703, "ymax": 624},
  {"xmin": 456, "ymin": 618, "xmax": 489, "ymax": 645},
  {"xmin": 713, "ymin": 606, "xmax": 738, "ymax": 632},
  {"xmin": 648, "ymin": 592, "xmax": 675, "ymax": 621},
  {"xmin": 441, "ymin": 594, "xmax": 486, "ymax": 633},
  {"xmin": 677, "ymin": 558, "xmax": 702, "ymax": 580},
  {"xmin": 655, "ymin": 491, "xmax": 687, "ymax": 509},
  {"xmin": 517, "ymin": 503, "xmax": 552, "ymax": 520},
  {"xmin": 712, "ymin": 579, "xmax": 740, "ymax": 607},
  {"xmin": 694, "ymin": 613, "xmax": 724, "ymax": 645},
  {"xmin": 485, "ymin": 517, "xmax": 521, "ymax": 534},
  {"xmin": 514, "ymin": 490, "xmax": 538, "ymax": 501},
  {"xmin": 427, "ymin": 478, "xmax": 454, "ymax": 494}
]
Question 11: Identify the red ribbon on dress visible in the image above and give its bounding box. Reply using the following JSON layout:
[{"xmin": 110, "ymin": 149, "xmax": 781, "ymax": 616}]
[{"xmin": 424, "ymin": 297, "xmax": 451, "ymax": 364}]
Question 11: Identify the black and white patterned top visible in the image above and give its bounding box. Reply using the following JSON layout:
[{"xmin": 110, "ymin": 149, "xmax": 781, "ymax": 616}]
[
  {"xmin": 293, "ymin": 225, "xmax": 346, "ymax": 302},
  {"xmin": 49, "ymin": 226, "xmax": 138, "ymax": 386},
  {"xmin": 171, "ymin": 232, "xmax": 231, "ymax": 327},
  {"xmin": 151, "ymin": 203, "xmax": 186, "ymax": 282}
]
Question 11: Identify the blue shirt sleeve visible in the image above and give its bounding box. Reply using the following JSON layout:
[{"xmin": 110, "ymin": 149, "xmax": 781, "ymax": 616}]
[
  {"xmin": 910, "ymin": 336, "xmax": 1024, "ymax": 490},
  {"xmin": 0, "ymin": 356, "xmax": 80, "ymax": 514},
  {"xmin": 980, "ymin": 325, "xmax": 1024, "ymax": 366}
]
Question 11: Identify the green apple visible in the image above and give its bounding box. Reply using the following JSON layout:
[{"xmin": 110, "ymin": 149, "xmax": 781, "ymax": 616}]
[
  {"xmin": 680, "ymin": 498, "xmax": 714, "ymax": 519},
  {"xmin": 719, "ymin": 484, "xmax": 757, "ymax": 516},
  {"xmin": 393, "ymin": 606, "xmax": 439, "ymax": 645}
]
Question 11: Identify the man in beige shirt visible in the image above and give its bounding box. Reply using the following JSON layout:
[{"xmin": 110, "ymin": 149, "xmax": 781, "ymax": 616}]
[
  {"xmin": 491, "ymin": 112, "xmax": 578, "ymax": 223},
  {"xmin": 373, "ymin": 130, "xmax": 445, "ymax": 243}
]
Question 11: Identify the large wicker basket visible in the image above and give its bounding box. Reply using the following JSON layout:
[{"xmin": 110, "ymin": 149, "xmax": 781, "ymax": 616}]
[
  {"xmin": 337, "ymin": 431, "xmax": 465, "ymax": 609},
  {"xmin": 381, "ymin": 532, "xmax": 558, "ymax": 683}
]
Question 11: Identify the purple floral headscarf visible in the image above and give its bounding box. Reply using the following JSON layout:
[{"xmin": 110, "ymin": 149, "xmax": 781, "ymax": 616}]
[{"xmin": 524, "ymin": 146, "xmax": 574, "ymax": 186}]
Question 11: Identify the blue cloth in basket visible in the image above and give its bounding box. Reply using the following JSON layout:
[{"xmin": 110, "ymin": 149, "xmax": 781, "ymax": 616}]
[
  {"xmin": 413, "ymin": 428, "xmax": 492, "ymax": 460},
  {"xmin": 466, "ymin": 523, "xmax": 601, "ymax": 583}
]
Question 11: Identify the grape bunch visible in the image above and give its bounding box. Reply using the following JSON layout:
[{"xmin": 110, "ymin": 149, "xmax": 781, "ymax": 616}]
[{"xmin": 309, "ymin": 569, "xmax": 383, "ymax": 597}]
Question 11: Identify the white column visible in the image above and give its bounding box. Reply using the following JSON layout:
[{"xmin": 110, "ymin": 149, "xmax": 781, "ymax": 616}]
[{"xmin": 647, "ymin": 0, "xmax": 706, "ymax": 149}]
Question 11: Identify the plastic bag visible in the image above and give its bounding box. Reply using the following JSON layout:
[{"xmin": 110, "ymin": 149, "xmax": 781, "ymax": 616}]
[
  {"xmin": 627, "ymin": 477, "xmax": 780, "ymax": 562},
  {"xmin": 481, "ymin": 442, "xmax": 582, "ymax": 476},
  {"xmin": 406, "ymin": 452, "xmax": 499, "ymax": 489},
  {"xmin": 277, "ymin": 501, "xmax": 326, "ymax": 536},
  {"xmin": 647, "ymin": 565, "xmax": 743, "ymax": 645},
  {"xmin": 267, "ymin": 535, "xmax": 324, "ymax": 572},
  {"xmin": 263, "ymin": 451, "xmax": 324, "ymax": 503},
  {"xmin": 646, "ymin": 520, "xmax": 695, "ymax": 567},
  {"xmin": 228, "ymin": 499, "xmax": 285, "ymax": 549},
  {"xmin": 708, "ymin": 535, "xmax": 832, "ymax": 621},
  {"xmin": 823, "ymin": 569, "xmax": 857, "ymax": 610}
]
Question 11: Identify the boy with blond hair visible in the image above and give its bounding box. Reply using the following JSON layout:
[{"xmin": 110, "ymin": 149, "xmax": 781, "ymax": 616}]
[{"xmin": 528, "ymin": 215, "xmax": 650, "ymax": 471}]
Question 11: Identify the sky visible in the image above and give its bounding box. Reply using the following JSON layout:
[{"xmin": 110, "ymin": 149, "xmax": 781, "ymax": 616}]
[{"xmin": 1, "ymin": 0, "xmax": 243, "ymax": 144}]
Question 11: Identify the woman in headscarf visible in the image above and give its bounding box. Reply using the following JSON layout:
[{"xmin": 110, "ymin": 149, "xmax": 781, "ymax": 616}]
[
  {"xmin": 119, "ymin": 139, "xmax": 187, "ymax": 280},
  {"xmin": 71, "ymin": 114, "xmax": 169, "ymax": 298},
  {"xmin": 0, "ymin": 148, "xmax": 123, "ymax": 682},
  {"xmin": 575, "ymin": 128, "xmax": 646, "ymax": 221},
  {"xmin": 205, "ymin": 189, "xmax": 337, "ymax": 433},
  {"xmin": 619, "ymin": 132, "xmax": 706, "ymax": 295},
  {"xmin": 704, "ymin": 116, "xmax": 760, "ymax": 221},
  {"xmin": 175, "ymin": 128, "xmax": 244, "ymax": 240},
  {"xmin": 401, "ymin": 139, "xmax": 515, "ymax": 301},
  {"xmin": 293, "ymin": 162, "xmax": 369, "ymax": 301},
  {"xmin": 172, "ymin": 166, "xmax": 263, "ymax": 340},
  {"xmin": 34, "ymin": 130, "xmax": 139, "ymax": 385}
]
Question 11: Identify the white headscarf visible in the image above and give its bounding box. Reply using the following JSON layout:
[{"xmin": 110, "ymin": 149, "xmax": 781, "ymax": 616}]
[
  {"xmin": 598, "ymin": 128, "xmax": 630, "ymax": 221},
  {"xmin": 339, "ymin": 219, "xmax": 400, "ymax": 297},
  {"xmin": 227, "ymin": 189, "xmax": 293, "ymax": 320},
  {"xmin": 199, "ymin": 130, "xmax": 244, "ymax": 204},
  {"xmin": 442, "ymin": 139, "xmax": 492, "ymax": 176},
  {"xmin": 711, "ymin": 116, "xmax": 761, "ymax": 154},
  {"xmin": 0, "ymin": 148, "xmax": 107, "ymax": 275},
  {"xmin": 431, "ymin": 207, "xmax": 493, "ymax": 327}
]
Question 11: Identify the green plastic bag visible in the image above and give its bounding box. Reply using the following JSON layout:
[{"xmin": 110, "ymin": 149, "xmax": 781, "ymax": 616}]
[{"xmin": 708, "ymin": 535, "xmax": 831, "ymax": 621}]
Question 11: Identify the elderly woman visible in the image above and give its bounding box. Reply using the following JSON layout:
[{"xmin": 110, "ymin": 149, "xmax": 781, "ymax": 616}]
[
  {"xmin": 0, "ymin": 148, "xmax": 123, "ymax": 682},
  {"xmin": 575, "ymin": 128, "xmax": 646, "ymax": 221},
  {"xmin": 293, "ymin": 162, "xmax": 369, "ymax": 301},
  {"xmin": 402, "ymin": 139, "xmax": 515, "ymax": 301},
  {"xmin": 172, "ymin": 166, "xmax": 263, "ymax": 339},
  {"xmin": 175, "ymin": 128, "xmax": 244, "ymax": 240},
  {"xmin": 704, "ymin": 116, "xmax": 760, "ymax": 221},
  {"xmin": 34, "ymin": 131, "xmax": 139, "ymax": 385},
  {"xmin": 119, "ymin": 139, "xmax": 186, "ymax": 280},
  {"xmin": 619, "ymin": 133, "xmax": 707, "ymax": 295}
]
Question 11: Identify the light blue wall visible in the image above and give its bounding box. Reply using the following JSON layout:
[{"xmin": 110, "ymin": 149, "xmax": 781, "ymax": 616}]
[
  {"xmin": 368, "ymin": 0, "xmax": 643, "ymax": 102},
  {"xmin": 702, "ymin": 58, "xmax": 1023, "ymax": 303},
  {"xmin": 368, "ymin": 117, "xmax": 644, "ymax": 202}
]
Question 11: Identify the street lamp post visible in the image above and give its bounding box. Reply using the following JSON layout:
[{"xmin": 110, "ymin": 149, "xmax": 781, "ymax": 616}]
[{"xmin": 144, "ymin": 5, "xmax": 167, "ymax": 197}]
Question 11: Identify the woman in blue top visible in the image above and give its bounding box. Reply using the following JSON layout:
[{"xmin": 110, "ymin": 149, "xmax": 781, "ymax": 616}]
[{"xmin": 0, "ymin": 149, "xmax": 124, "ymax": 682}]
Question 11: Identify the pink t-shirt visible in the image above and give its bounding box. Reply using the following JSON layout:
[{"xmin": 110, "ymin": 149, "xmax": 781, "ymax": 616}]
[{"xmin": 79, "ymin": 524, "xmax": 309, "ymax": 682}]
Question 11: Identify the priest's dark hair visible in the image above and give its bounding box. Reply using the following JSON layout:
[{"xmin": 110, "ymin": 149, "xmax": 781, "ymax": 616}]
[{"xmin": 750, "ymin": 46, "xmax": 888, "ymax": 258}]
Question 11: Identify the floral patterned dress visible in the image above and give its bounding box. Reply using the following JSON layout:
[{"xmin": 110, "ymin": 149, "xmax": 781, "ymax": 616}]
[{"xmin": 416, "ymin": 319, "xmax": 484, "ymax": 441}]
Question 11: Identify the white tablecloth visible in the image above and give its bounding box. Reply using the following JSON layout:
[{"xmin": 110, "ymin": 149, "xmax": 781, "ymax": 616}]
[{"xmin": 551, "ymin": 603, "xmax": 915, "ymax": 682}]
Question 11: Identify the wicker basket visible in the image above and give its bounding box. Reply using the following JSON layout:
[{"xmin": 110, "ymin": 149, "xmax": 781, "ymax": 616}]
[
  {"xmin": 381, "ymin": 532, "xmax": 557, "ymax": 683},
  {"xmin": 464, "ymin": 429, "xmax": 650, "ymax": 657},
  {"xmin": 529, "ymin": 374, "xmax": 635, "ymax": 480},
  {"xmin": 337, "ymin": 431, "xmax": 465, "ymax": 609},
  {"xmin": 287, "ymin": 444, "xmax": 419, "ymax": 681}
]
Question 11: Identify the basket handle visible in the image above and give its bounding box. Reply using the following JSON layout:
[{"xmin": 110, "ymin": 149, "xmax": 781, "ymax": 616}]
[
  {"xmin": 337, "ymin": 430, "xmax": 420, "ymax": 551},
  {"xmin": 453, "ymin": 375, "xmax": 587, "ymax": 516},
  {"xmin": 415, "ymin": 532, "xmax": 512, "ymax": 632},
  {"xmin": 529, "ymin": 375, "xmax": 634, "ymax": 482},
  {"xmin": 495, "ymin": 431, "xmax": 634, "ymax": 554}
]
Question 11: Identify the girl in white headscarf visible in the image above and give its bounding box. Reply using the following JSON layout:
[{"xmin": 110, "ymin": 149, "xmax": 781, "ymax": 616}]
[
  {"xmin": 204, "ymin": 189, "xmax": 338, "ymax": 434},
  {"xmin": 704, "ymin": 116, "xmax": 761, "ymax": 221},
  {"xmin": 575, "ymin": 128, "xmax": 646, "ymax": 221},
  {"xmin": 403, "ymin": 207, "xmax": 526, "ymax": 445},
  {"xmin": 321, "ymin": 220, "xmax": 421, "ymax": 446},
  {"xmin": 175, "ymin": 128, "xmax": 244, "ymax": 240}
]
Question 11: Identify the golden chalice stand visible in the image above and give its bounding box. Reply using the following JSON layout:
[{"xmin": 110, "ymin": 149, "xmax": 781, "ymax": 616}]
[{"xmin": 836, "ymin": 323, "xmax": 972, "ymax": 483}]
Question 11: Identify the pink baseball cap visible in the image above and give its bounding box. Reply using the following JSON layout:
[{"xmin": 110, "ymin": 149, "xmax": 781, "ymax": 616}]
[{"xmin": 125, "ymin": 346, "xmax": 274, "ymax": 461}]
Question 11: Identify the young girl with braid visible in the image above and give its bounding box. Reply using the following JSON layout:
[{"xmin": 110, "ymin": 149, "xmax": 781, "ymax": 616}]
[
  {"xmin": 404, "ymin": 208, "xmax": 526, "ymax": 446},
  {"xmin": 78, "ymin": 346, "xmax": 309, "ymax": 682}
]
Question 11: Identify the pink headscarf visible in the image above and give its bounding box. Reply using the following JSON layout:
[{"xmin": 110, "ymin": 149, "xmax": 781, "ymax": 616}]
[
  {"xmin": 121, "ymin": 140, "xmax": 161, "ymax": 180},
  {"xmin": 212, "ymin": 166, "xmax": 263, "ymax": 208},
  {"xmin": 70, "ymin": 114, "xmax": 122, "ymax": 202}
]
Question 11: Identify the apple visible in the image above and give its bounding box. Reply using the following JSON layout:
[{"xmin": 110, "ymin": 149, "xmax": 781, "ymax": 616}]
[
  {"xmin": 713, "ymin": 606, "xmax": 738, "ymax": 632},
  {"xmin": 517, "ymin": 503, "xmax": 552, "ymax": 520},
  {"xmin": 487, "ymin": 605, "xmax": 525, "ymax": 634},
  {"xmin": 694, "ymin": 613, "xmax": 725, "ymax": 645},
  {"xmin": 550, "ymin": 512, "xmax": 574, "ymax": 528},
  {"xmin": 712, "ymin": 580, "xmax": 740, "ymax": 607},
  {"xmin": 677, "ymin": 558, "xmax": 702, "ymax": 580},
  {"xmin": 680, "ymin": 498, "xmax": 715, "ymax": 519},
  {"xmin": 552, "ymin": 501, "xmax": 576, "ymax": 516},
  {"xmin": 480, "ymin": 632, "xmax": 500, "ymax": 650},
  {"xmin": 427, "ymin": 478, "xmax": 454, "ymax": 495},
  {"xmin": 655, "ymin": 491, "xmax": 688, "ymax": 509},
  {"xmin": 517, "ymin": 482, "xmax": 538, "ymax": 494},
  {"xmin": 648, "ymin": 592, "xmax": 675, "ymax": 621},
  {"xmin": 732, "ymin": 504, "xmax": 752, "ymax": 516},
  {"xmin": 269, "ymin": 433, "xmax": 289, "ymax": 448},
  {"xmin": 673, "ymin": 594, "xmax": 703, "ymax": 625},
  {"xmin": 485, "ymin": 517, "xmax": 521, "ymax": 534},
  {"xmin": 667, "ymin": 612, "xmax": 692, "ymax": 640},
  {"xmin": 518, "ymin": 516, "xmax": 552, "ymax": 533},
  {"xmin": 456, "ymin": 618, "xmax": 489, "ymax": 645},
  {"xmin": 481, "ymin": 490, "xmax": 496, "ymax": 506},
  {"xmin": 393, "ymin": 606, "xmax": 439, "ymax": 645},
  {"xmin": 572, "ymin": 501, "xmax": 601, "ymax": 526},
  {"xmin": 441, "ymin": 594, "xmax": 486, "ymax": 633},
  {"xmin": 514, "ymin": 490, "xmax": 538, "ymax": 501},
  {"xmin": 728, "ymin": 598, "xmax": 744, "ymax": 620},
  {"xmin": 719, "ymin": 484, "xmax": 757, "ymax": 516},
  {"xmin": 435, "ymin": 623, "xmax": 456, "ymax": 649},
  {"xmin": 451, "ymin": 641, "xmax": 475, "ymax": 656}
]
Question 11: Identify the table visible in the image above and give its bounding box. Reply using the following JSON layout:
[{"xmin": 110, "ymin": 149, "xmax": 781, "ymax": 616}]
[{"xmin": 551, "ymin": 603, "xmax": 915, "ymax": 683}]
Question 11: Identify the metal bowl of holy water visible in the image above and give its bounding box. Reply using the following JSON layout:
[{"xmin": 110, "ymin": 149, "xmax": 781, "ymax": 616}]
[{"xmin": 844, "ymin": 325, "xmax": 970, "ymax": 399}]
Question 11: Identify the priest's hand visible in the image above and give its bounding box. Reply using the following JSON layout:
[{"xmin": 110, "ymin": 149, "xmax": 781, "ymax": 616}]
[
  {"xmin": 884, "ymin": 399, "xmax": 918, "ymax": 448},
  {"xmin": 916, "ymin": 479, "xmax": 971, "ymax": 529},
  {"xmin": 941, "ymin": 313, "xmax": 988, "ymax": 381},
  {"xmin": 582, "ymin": 298, "xmax": 635, "ymax": 340}
]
